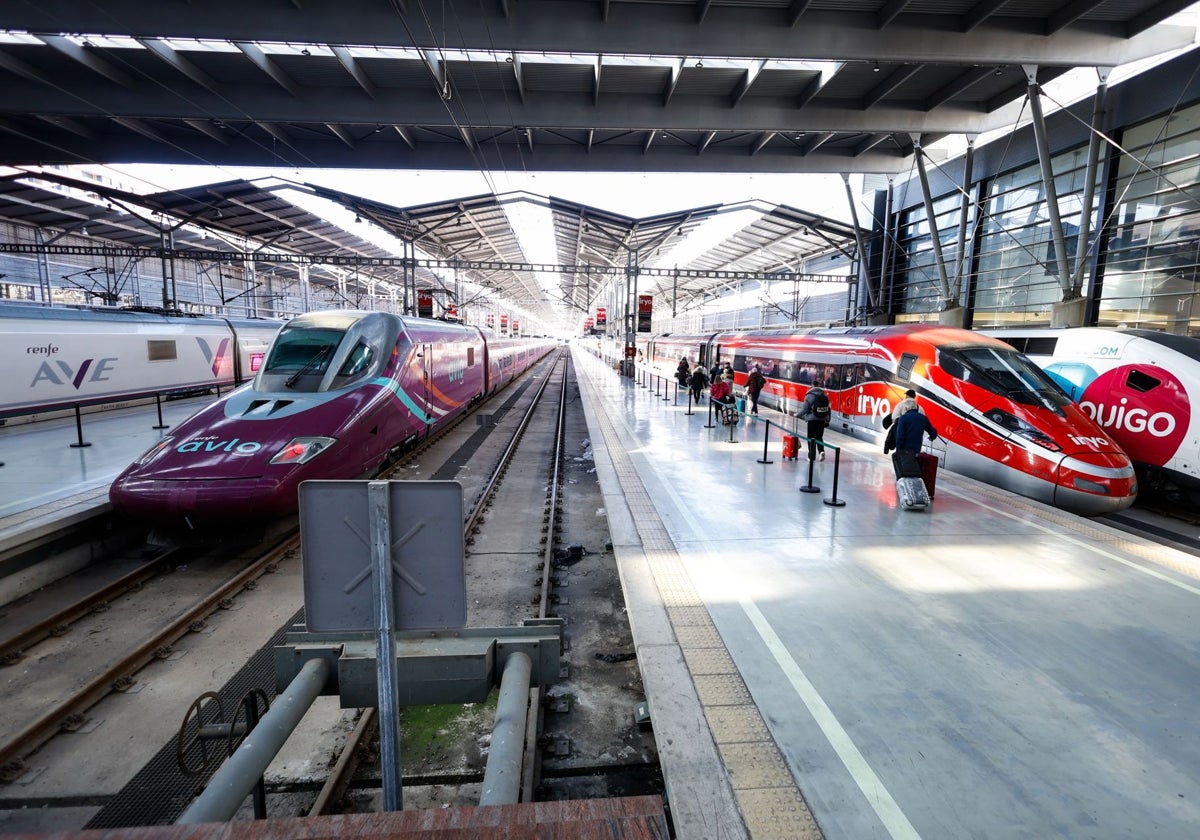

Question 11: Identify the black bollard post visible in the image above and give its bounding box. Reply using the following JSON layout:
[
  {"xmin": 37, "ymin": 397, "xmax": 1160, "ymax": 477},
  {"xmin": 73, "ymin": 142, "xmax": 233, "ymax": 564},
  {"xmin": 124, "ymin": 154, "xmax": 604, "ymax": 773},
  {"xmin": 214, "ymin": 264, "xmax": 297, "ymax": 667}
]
[
  {"xmin": 704, "ymin": 399, "xmax": 716, "ymax": 429},
  {"xmin": 799, "ymin": 437, "xmax": 819, "ymax": 493},
  {"xmin": 153, "ymin": 392, "xmax": 169, "ymax": 430},
  {"xmin": 685, "ymin": 390, "xmax": 694, "ymax": 416},
  {"xmin": 824, "ymin": 447, "xmax": 847, "ymax": 507},
  {"xmin": 664, "ymin": 380, "xmax": 671, "ymax": 403},
  {"xmin": 728, "ymin": 408, "xmax": 737, "ymax": 443},
  {"xmin": 756, "ymin": 419, "xmax": 774, "ymax": 465},
  {"xmin": 70, "ymin": 404, "xmax": 92, "ymax": 449}
]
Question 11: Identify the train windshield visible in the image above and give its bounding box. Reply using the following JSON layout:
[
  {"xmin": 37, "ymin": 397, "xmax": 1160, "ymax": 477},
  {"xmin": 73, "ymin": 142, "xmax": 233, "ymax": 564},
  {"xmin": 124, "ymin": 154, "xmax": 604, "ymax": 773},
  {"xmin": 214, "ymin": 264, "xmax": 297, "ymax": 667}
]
[
  {"xmin": 939, "ymin": 345, "xmax": 1072, "ymax": 411},
  {"xmin": 263, "ymin": 327, "xmax": 344, "ymax": 390}
]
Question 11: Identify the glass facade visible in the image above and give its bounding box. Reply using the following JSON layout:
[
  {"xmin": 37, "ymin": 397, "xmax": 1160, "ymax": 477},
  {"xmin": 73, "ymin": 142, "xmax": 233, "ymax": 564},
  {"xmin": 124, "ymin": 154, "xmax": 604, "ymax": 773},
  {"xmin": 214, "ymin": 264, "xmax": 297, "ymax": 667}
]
[{"xmin": 893, "ymin": 100, "xmax": 1200, "ymax": 333}]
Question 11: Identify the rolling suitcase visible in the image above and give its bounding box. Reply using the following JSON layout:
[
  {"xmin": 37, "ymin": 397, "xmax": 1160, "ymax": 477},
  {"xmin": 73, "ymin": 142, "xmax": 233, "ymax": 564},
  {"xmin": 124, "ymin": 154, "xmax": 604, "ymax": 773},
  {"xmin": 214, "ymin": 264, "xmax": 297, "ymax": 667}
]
[
  {"xmin": 892, "ymin": 449, "xmax": 922, "ymax": 479},
  {"xmin": 896, "ymin": 476, "xmax": 930, "ymax": 510},
  {"xmin": 782, "ymin": 434, "xmax": 799, "ymax": 460},
  {"xmin": 916, "ymin": 452, "xmax": 938, "ymax": 499},
  {"xmin": 736, "ymin": 397, "xmax": 746, "ymax": 415}
]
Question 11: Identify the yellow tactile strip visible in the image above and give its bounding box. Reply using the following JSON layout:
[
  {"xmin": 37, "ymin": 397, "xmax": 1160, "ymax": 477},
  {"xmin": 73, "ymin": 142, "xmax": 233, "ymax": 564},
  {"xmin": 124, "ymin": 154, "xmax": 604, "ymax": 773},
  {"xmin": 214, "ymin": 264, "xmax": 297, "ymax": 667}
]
[{"xmin": 580, "ymin": 361, "xmax": 824, "ymax": 840}]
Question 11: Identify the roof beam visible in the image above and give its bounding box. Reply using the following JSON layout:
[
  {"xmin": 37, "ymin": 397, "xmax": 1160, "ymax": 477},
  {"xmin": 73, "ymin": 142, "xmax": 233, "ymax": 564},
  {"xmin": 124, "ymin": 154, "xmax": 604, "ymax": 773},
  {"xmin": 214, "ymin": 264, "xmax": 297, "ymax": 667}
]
[
  {"xmin": 924, "ymin": 66, "xmax": 995, "ymax": 110},
  {"xmin": 0, "ymin": 48, "xmax": 54, "ymax": 86},
  {"xmin": 1046, "ymin": 0, "xmax": 1107, "ymax": 34},
  {"xmin": 36, "ymin": 35, "xmax": 136, "ymax": 87},
  {"xmin": 862, "ymin": 64, "xmax": 924, "ymax": 109},
  {"xmin": 750, "ymin": 131, "xmax": 775, "ymax": 155},
  {"xmin": 663, "ymin": 58, "xmax": 685, "ymax": 106},
  {"xmin": 183, "ymin": 118, "xmax": 230, "ymax": 144},
  {"xmin": 961, "ymin": 0, "xmax": 1012, "ymax": 32},
  {"xmin": 234, "ymin": 41, "xmax": 301, "ymax": 97},
  {"xmin": 111, "ymin": 116, "xmax": 168, "ymax": 143},
  {"xmin": 731, "ymin": 60, "xmax": 768, "ymax": 108},
  {"xmin": 696, "ymin": 0, "xmax": 714, "ymax": 24},
  {"xmin": 593, "ymin": 54, "xmax": 603, "ymax": 106},
  {"xmin": 327, "ymin": 123, "xmax": 356, "ymax": 148},
  {"xmin": 787, "ymin": 0, "xmax": 813, "ymax": 26},
  {"xmin": 394, "ymin": 125, "xmax": 416, "ymax": 148},
  {"xmin": 511, "ymin": 53, "xmax": 526, "ymax": 103},
  {"xmin": 875, "ymin": 0, "xmax": 914, "ymax": 29},
  {"xmin": 137, "ymin": 38, "xmax": 221, "ymax": 93},
  {"xmin": 331, "ymin": 46, "xmax": 377, "ymax": 99},
  {"xmin": 698, "ymin": 130, "xmax": 717, "ymax": 155}
]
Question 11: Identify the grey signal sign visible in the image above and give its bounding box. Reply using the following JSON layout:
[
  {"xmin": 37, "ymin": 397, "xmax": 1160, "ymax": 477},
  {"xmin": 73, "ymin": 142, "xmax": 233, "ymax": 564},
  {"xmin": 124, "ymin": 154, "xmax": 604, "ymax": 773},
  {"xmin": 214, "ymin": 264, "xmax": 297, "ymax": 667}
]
[{"xmin": 299, "ymin": 480, "xmax": 466, "ymax": 632}]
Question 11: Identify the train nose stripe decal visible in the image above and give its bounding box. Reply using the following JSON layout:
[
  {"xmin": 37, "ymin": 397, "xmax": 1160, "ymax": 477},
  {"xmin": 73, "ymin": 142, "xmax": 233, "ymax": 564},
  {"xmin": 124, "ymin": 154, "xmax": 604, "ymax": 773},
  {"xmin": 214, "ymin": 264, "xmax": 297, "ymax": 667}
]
[{"xmin": 373, "ymin": 377, "xmax": 437, "ymax": 425}]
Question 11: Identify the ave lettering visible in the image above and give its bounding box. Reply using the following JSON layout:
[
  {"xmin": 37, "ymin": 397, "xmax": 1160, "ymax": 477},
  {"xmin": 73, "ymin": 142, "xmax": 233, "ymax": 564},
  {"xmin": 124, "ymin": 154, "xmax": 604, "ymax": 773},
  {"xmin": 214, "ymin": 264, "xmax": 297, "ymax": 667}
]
[{"xmin": 30, "ymin": 357, "xmax": 117, "ymax": 389}]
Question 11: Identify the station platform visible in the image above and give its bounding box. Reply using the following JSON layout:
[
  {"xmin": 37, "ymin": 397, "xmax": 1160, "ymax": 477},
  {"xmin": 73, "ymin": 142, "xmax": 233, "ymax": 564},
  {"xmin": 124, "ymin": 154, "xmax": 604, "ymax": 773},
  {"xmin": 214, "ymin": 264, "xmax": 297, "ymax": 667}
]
[{"xmin": 572, "ymin": 344, "xmax": 1200, "ymax": 840}]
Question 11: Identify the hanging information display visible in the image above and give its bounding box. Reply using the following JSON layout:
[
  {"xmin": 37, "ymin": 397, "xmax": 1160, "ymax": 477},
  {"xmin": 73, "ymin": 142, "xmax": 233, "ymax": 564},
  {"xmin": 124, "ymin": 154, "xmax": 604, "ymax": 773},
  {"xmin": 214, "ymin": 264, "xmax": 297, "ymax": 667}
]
[{"xmin": 637, "ymin": 295, "xmax": 653, "ymax": 333}]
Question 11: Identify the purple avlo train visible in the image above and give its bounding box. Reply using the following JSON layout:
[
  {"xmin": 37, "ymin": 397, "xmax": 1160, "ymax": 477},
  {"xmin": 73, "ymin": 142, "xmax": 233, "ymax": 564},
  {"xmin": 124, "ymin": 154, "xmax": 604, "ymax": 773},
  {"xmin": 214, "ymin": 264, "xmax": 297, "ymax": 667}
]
[{"xmin": 110, "ymin": 310, "xmax": 554, "ymax": 527}]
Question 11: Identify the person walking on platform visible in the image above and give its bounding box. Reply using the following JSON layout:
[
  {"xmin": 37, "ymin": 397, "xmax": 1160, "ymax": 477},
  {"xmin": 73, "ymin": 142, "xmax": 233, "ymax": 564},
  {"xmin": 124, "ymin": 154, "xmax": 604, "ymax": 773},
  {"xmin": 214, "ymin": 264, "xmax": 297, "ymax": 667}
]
[
  {"xmin": 675, "ymin": 356, "xmax": 690, "ymax": 387},
  {"xmin": 746, "ymin": 364, "xmax": 765, "ymax": 414},
  {"xmin": 885, "ymin": 402, "xmax": 939, "ymax": 471},
  {"xmin": 799, "ymin": 384, "xmax": 831, "ymax": 460},
  {"xmin": 688, "ymin": 364, "xmax": 709, "ymax": 404}
]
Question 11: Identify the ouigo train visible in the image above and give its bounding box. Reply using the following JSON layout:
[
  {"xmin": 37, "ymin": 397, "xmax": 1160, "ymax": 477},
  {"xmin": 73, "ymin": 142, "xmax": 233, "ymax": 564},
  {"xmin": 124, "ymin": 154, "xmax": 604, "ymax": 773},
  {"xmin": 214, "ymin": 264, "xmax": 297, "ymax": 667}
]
[
  {"xmin": 110, "ymin": 309, "xmax": 554, "ymax": 526},
  {"xmin": 985, "ymin": 327, "xmax": 1200, "ymax": 503},
  {"xmin": 645, "ymin": 324, "xmax": 1138, "ymax": 515}
]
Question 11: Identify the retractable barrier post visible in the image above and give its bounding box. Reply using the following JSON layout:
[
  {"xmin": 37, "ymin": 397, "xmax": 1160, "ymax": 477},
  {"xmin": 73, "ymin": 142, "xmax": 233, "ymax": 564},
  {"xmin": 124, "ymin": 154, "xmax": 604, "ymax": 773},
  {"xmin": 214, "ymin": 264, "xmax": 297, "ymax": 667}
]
[
  {"xmin": 685, "ymin": 389, "xmax": 694, "ymax": 416},
  {"xmin": 69, "ymin": 404, "xmax": 91, "ymax": 449},
  {"xmin": 153, "ymin": 393, "xmax": 169, "ymax": 430},
  {"xmin": 799, "ymin": 435, "xmax": 820, "ymax": 494},
  {"xmin": 704, "ymin": 398, "xmax": 716, "ymax": 429},
  {"xmin": 664, "ymin": 380, "xmax": 672, "ymax": 403},
  {"xmin": 728, "ymin": 408, "xmax": 737, "ymax": 443},
  {"xmin": 825, "ymin": 447, "xmax": 846, "ymax": 507},
  {"xmin": 654, "ymin": 375, "xmax": 662, "ymax": 397},
  {"xmin": 756, "ymin": 419, "xmax": 774, "ymax": 465}
]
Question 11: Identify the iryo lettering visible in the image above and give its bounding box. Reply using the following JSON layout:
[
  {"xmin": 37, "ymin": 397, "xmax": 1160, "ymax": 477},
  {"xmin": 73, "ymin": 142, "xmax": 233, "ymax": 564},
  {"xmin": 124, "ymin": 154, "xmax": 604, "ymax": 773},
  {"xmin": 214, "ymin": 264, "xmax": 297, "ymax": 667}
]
[
  {"xmin": 1069, "ymin": 434, "xmax": 1110, "ymax": 448},
  {"xmin": 856, "ymin": 393, "xmax": 892, "ymax": 418}
]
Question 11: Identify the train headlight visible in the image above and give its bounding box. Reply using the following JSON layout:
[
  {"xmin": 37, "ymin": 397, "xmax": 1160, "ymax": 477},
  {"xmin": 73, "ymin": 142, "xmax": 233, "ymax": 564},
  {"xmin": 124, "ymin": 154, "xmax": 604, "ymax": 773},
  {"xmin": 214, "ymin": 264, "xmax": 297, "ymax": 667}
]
[
  {"xmin": 269, "ymin": 436, "xmax": 336, "ymax": 465},
  {"xmin": 983, "ymin": 408, "xmax": 1062, "ymax": 452},
  {"xmin": 135, "ymin": 437, "xmax": 175, "ymax": 465}
]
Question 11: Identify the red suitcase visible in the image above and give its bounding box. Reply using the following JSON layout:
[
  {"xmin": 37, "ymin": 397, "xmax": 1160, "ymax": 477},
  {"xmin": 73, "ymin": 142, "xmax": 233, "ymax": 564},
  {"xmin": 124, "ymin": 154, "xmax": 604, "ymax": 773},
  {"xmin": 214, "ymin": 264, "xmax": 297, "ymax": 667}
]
[
  {"xmin": 916, "ymin": 452, "xmax": 938, "ymax": 499},
  {"xmin": 782, "ymin": 434, "xmax": 799, "ymax": 460}
]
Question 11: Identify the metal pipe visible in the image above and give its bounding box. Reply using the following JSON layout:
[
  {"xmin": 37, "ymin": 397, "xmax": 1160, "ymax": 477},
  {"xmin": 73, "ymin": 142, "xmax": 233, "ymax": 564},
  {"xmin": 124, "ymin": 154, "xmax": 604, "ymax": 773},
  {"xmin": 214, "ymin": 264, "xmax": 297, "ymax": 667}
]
[
  {"xmin": 177, "ymin": 656, "xmax": 330, "ymax": 825},
  {"xmin": 479, "ymin": 651, "xmax": 533, "ymax": 806}
]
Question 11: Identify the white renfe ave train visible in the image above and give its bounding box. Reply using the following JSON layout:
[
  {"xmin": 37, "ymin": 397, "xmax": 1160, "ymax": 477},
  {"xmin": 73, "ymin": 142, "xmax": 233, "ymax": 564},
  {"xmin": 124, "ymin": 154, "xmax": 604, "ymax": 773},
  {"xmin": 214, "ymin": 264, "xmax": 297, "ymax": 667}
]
[
  {"xmin": 984, "ymin": 327, "xmax": 1200, "ymax": 501},
  {"xmin": 0, "ymin": 302, "xmax": 281, "ymax": 420}
]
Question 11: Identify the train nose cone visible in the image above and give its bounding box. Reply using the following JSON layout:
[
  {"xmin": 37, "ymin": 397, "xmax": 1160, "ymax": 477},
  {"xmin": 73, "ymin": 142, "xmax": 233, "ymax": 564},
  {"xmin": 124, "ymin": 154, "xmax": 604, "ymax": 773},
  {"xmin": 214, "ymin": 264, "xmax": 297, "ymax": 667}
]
[{"xmin": 1053, "ymin": 450, "xmax": 1137, "ymax": 514}]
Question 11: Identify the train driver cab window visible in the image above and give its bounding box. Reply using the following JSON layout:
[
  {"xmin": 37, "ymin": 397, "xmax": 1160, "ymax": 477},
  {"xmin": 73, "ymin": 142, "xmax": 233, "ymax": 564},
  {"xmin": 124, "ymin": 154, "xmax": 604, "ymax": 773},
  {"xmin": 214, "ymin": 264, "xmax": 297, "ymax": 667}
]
[
  {"xmin": 897, "ymin": 353, "xmax": 918, "ymax": 382},
  {"xmin": 943, "ymin": 346, "xmax": 1071, "ymax": 409},
  {"xmin": 264, "ymin": 327, "xmax": 342, "ymax": 392},
  {"xmin": 1125, "ymin": 369, "xmax": 1161, "ymax": 393},
  {"xmin": 332, "ymin": 341, "xmax": 376, "ymax": 387}
]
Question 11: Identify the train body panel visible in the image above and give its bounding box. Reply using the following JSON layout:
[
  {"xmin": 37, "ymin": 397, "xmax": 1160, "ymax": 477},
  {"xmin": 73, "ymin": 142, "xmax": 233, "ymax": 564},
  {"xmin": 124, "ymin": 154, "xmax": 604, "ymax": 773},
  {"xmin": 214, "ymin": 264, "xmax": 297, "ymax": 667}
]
[
  {"xmin": 0, "ymin": 302, "xmax": 280, "ymax": 419},
  {"xmin": 110, "ymin": 310, "xmax": 552, "ymax": 526},
  {"xmin": 648, "ymin": 324, "xmax": 1136, "ymax": 515},
  {"xmin": 984, "ymin": 327, "xmax": 1200, "ymax": 497}
]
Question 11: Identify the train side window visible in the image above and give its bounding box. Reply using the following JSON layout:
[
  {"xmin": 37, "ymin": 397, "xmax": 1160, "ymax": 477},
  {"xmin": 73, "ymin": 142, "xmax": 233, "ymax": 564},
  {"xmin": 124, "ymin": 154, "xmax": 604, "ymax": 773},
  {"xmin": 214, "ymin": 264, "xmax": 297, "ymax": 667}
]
[
  {"xmin": 897, "ymin": 353, "xmax": 918, "ymax": 381},
  {"xmin": 147, "ymin": 340, "xmax": 177, "ymax": 362},
  {"xmin": 467, "ymin": 347, "xmax": 475, "ymax": 366},
  {"xmin": 1023, "ymin": 337, "xmax": 1058, "ymax": 355},
  {"xmin": 1125, "ymin": 369, "xmax": 1161, "ymax": 392}
]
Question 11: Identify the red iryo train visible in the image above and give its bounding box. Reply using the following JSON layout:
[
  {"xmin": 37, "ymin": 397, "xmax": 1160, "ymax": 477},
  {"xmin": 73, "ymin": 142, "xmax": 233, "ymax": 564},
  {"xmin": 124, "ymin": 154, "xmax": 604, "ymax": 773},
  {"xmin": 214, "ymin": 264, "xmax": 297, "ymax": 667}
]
[
  {"xmin": 110, "ymin": 309, "xmax": 554, "ymax": 527},
  {"xmin": 646, "ymin": 324, "xmax": 1137, "ymax": 515}
]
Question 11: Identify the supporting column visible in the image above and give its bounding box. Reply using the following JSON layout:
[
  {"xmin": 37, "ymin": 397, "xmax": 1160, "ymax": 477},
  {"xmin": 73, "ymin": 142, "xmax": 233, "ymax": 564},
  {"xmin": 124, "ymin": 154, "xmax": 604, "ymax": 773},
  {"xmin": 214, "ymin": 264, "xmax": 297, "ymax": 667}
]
[
  {"xmin": 1024, "ymin": 64, "xmax": 1078, "ymax": 326},
  {"xmin": 913, "ymin": 136, "xmax": 960, "ymax": 323},
  {"xmin": 843, "ymin": 173, "xmax": 877, "ymax": 320},
  {"xmin": 1072, "ymin": 68, "xmax": 1111, "ymax": 312}
]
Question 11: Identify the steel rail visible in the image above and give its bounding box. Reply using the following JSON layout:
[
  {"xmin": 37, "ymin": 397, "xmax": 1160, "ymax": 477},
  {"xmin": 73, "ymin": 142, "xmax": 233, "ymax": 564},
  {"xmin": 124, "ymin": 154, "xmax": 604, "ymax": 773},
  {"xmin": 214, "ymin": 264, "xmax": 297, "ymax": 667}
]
[
  {"xmin": 0, "ymin": 547, "xmax": 183, "ymax": 666},
  {"xmin": 0, "ymin": 533, "xmax": 298, "ymax": 774}
]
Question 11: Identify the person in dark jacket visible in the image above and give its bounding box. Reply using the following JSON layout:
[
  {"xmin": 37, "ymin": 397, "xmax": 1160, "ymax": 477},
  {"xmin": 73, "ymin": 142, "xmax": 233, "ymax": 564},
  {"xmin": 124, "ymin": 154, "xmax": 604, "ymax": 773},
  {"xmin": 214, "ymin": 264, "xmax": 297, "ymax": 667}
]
[
  {"xmin": 688, "ymin": 364, "xmax": 709, "ymax": 404},
  {"xmin": 672, "ymin": 357, "xmax": 691, "ymax": 391},
  {"xmin": 746, "ymin": 364, "xmax": 766, "ymax": 414},
  {"xmin": 799, "ymin": 385, "xmax": 831, "ymax": 460},
  {"xmin": 885, "ymin": 404, "xmax": 938, "ymax": 457}
]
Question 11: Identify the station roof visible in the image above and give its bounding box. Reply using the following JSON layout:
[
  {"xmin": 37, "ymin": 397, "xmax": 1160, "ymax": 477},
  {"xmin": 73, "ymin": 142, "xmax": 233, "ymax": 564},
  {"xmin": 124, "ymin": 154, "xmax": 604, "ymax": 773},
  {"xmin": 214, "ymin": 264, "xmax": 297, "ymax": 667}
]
[
  {"xmin": 0, "ymin": 170, "xmax": 859, "ymax": 326},
  {"xmin": 0, "ymin": 0, "xmax": 1193, "ymax": 175}
]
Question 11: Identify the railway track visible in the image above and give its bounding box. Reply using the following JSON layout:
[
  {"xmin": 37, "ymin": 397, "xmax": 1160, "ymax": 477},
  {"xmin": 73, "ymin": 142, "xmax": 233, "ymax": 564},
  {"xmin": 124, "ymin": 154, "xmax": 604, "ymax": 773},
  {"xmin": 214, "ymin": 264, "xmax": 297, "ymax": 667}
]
[{"xmin": 0, "ymin": 350, "xmax": 660, "ymax": 831}]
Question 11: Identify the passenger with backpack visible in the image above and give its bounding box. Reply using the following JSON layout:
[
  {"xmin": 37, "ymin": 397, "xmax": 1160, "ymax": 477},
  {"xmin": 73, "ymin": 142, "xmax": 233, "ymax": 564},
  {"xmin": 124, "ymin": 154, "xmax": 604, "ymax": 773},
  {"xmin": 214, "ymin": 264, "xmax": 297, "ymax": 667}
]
[
  {"xmin": 799, "ymin": 385, "xmax": 831, "ymax": 460},
  {"xmin": 746, "ymin": 364, "xmax": 766, "ymax": 414}
]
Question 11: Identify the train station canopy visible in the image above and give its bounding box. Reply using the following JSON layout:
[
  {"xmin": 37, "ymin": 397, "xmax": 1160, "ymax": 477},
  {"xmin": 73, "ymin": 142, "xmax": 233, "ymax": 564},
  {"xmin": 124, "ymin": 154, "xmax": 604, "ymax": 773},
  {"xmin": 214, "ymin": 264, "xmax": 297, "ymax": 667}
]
[
  {"xmin": 0, "ymin": 169, "xmax": 860, "ymax": 327},
  {"xmin": 0, "ymin": 1, "xmax": 1194, "ymax": 175}
]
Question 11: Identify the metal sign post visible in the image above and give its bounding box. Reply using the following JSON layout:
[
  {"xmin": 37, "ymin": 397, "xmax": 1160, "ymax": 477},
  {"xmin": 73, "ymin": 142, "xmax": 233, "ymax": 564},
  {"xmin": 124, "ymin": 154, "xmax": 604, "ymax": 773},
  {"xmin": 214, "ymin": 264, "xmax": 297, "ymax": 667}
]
[{"xmin": 369, "ymin": 480, "xmax": 403, "ymax": 811}]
